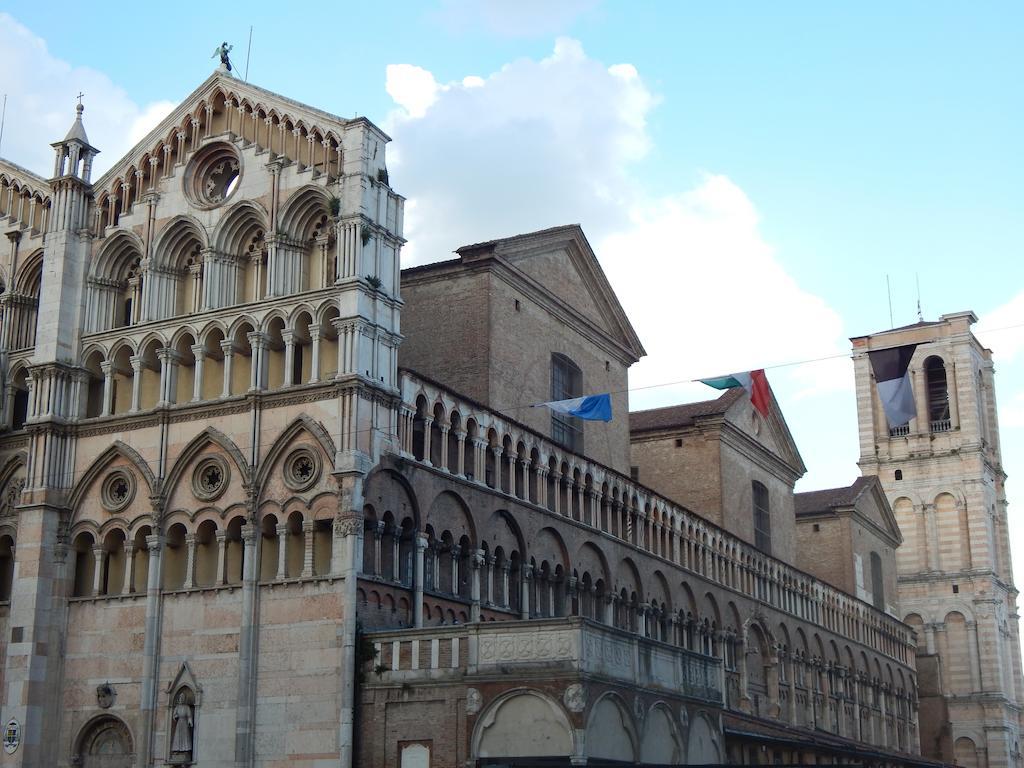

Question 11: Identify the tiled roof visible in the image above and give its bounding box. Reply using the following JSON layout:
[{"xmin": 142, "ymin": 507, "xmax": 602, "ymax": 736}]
[
  {"xmin": 794, "ymin": 476, "xmax": 877, "ymax": 515},
  {"xmin": 628, "ymin": 388, "xmax": 745, "ymax": 433}
]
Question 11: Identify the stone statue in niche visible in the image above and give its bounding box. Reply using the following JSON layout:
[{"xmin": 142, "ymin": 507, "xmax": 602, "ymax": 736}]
[{"xmin": 169, "ymin": 690, "xmax": 195, "ymax": 762}]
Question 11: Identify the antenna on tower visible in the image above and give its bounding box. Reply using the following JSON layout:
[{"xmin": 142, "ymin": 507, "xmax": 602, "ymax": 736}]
[
  {"xmin": 916, "ymin": 273, "xmax": 923, "ymax": 322},
  {"xmin": 0, "ymin": 94, "xmax": 7, "ymax": 157},
  {"xmin": 886, "ymin": 274, "xmax": 894, "ymax": 328},
  {"xmin": 244, "ymin": 26, "xmax": 253, "ymax": 82}
]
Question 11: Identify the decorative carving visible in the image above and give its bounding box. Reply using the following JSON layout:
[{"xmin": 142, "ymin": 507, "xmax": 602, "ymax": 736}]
[
  {"xmin": 96, "ymin": 683, "xmax": 115, "ymax": 709},
  {"xmin": 191, "ymin": 456, "xmax": 228, "ymax": 502},
  {"xmin": 634, "ymin": 696, "xmax": 645, "ymax": 722},
  {"xmin": 334, "ymin": 518, "xmax": 362, "ymax": 537},
  {"xmin": 478, "ymin": 630, "xmax": 575, "ymax": 664},
  {"xmin": 283, "ymin": 447, "xmax": 320, "ymax": 492},
  {"xmin": 466, "ymin": 687, "xmax": 482, "ymax": 715},
  {"xmin": 563, "ymin": 683, "xmax": 586, "ymax": 713},
  {"xmin": 0, "ymin": 478, "xmax": 24, "ymax": 517},
  {"xmin": 101, "ymin": 470, "xmax": 135, "ymax": 513}
]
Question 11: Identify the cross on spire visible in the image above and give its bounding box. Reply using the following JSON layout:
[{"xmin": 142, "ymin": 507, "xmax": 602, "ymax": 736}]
[{"xmin": 76, "ymin": 92, "xmax": 85, "ymax": 107}]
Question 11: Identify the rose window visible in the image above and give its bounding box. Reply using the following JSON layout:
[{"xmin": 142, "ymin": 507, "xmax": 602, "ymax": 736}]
[
  {"xmin": 101, "ymin": 470, "xmax": 136, "ymax": 512},
  {"xmin": 192, "ymin": 457, "xmax": 229, "ymax": 502}
]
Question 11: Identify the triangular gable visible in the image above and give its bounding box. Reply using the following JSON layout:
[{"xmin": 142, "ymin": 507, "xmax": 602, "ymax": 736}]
[
  {"xmin": 93, "ymin": 69, "xmax": 378, "ymax": 193},
  {"xmin": 722, "ymin": 384, "xmax": 806, "ymax": 479},
  {"xmin": 853, "ymin": 478, "xmax": 903, "ymax": 546},
  {"xmin": 459, "ymin": 225, "xmax": 646, "ymax": 364}
]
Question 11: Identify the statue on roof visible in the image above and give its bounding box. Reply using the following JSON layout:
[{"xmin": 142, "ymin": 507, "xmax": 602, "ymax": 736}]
[{"xmin": 212, "ymin": 42, "xmax": 233, "ymax": 73}]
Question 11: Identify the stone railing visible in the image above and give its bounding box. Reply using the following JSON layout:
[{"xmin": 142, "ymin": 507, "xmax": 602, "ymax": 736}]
[
  {"xmin": 398, "ymin": 369, "xmax": 914, "ymax": 667},
  {"xmin": 367, "ymin": 616, "xmax": 723, "ymax": 704}
]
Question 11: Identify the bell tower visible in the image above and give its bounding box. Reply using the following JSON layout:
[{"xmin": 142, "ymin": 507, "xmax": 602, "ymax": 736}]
[
  {"xmin": 852, "ymin": 312, "xmax": 1024, "ymax": 768},
  {"xmin": 0, "ymin": 102, "xmax": 99, "ymax": 766}
]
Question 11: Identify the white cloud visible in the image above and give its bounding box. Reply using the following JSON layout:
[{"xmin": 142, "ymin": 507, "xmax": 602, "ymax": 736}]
[
  {"xmin": 0, "ymin": 13, "xmax": 173, "ymax": 178},
  {"xmin": 977, "ymin": 290, "xmax": 1024, "ymax": 364},
  {"xmin": 432, "ymin": 0, "xmax": 600, "ymax": 37},
  {"xmin": 385, "ymin": 39, "xmax": 850, "ymax": 417}
]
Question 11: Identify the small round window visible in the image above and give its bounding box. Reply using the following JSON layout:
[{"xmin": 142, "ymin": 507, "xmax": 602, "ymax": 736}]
[
  {"xmin": 192, "ymin": 456, "xmax": 229, "ymax": 502},
  {"xmin": 101, "ymin": 470, "xmax": 136, "ymax": 513},
  {"xmin": 283, "ymin": 448, "xmax": 320, "ymax": 492},
  {"xmin": 185, "ymin": 143, "xmax": 242, "ymax": 208}
]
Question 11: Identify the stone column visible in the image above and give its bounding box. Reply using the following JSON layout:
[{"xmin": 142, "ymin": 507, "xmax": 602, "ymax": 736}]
[
  {"xmin": 421, "ymin": 417, "xmax": 434, "ymax": 467},
  {"xmin": 302, "ymin": 520, "xmax": 315, "ymax": 578},
  {"xmin": 450, "ymin": 546, "xmax": 461, "ymax": 595},
  {"xmin": 455, "ymin": 430, "xmax": 467, "ymax": 476},
  {"xmin": 182, "ymin": 533, "xmax": 196, "ymax": 590},
  {"xmin": 190, "ymin": 345, "xmax": 206, "ymax": 402},
  {"xmin": 537, "ymin": 467, "xmax": 548, "ymax": 507},
  {"xmin": 220, "ymin": 340, "xmax": 235, "ymax": 398},
  {"xmin": 282, "ymin": 329, "xmax": 297, "ymax": 386},
  {"xmin": 373, "ymin": 522, "xmax": 385, "ymax": 578},
  {"xmin": 137, "ymin": 533, "xmax": 164, "ymax": 765},
  {"xmin": 100, "ymin": 360, "xmax": 114, "ymax": 415},
  {"xmin": 470, "ymin": 550, "xmax": 483, "ymax": 622},
  {"xmin": 414, "ymin": 533, "xmax": 427, "ymax": 627},
  {"xmin": 92, "ymin": 544, "xmax": 106, "ymax": 596},
  {"xmin": 501, "ymin": 563, "xmax": 511, "ymax": 609},
  {"xmin": 308, "ymin": 324, "xmax": 322, "ymax": 383},
  {"xmin": 276, "ymin": 523, "xmax": 289, "ymax": 580},
  {"xmin": 520, "ymin": 564, "xmax": 532, "ymax": 620},
  {"xmin": 247, "ymin": 332, "xmax": 267, "ymax": 391},
  {"xmin": 122, "ymin": 541, "xmax": 137, "ymax": 595},
  {"xmin": 215, "ymin": 530, "xmax": 228, "ymax": 586},
  {"xmin": 129, "ymin": 355, "xmax": 143, "ymax": 412},
  {"xmin": 157, "ymin": 348, "xmax": 181, "ymax": 406},
  {"xmin": 438, "ymin": 425, "xmax": 451, "ymax": 472},
  {"xmin": 235, "ymin": 522, "xmax": 260, "ymax": 764}
]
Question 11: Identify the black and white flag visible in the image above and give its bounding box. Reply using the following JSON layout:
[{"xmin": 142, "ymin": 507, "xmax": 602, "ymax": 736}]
[{"xmin": 868, "ymin": 344, "xmax": 918, "ymax": 427}]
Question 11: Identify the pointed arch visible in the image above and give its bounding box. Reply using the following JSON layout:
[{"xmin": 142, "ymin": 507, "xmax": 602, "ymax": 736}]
[
  {"xmin": 255, "ymin": 413, "xmax": 336, "ymax": 493},
  {"xmin": 212, "ymin": 199, "xmax": 269, "ymax": 255},
  {"xmin": 152, "ymin": 214, "xmax": 209, "ymax": 271},
  {"xmin": 92, "ymin": 230, "xmax": 145, "ymax": 281},
  {"xmin": 278, "ymin": 185, "xmax": 332, "ymax": 241},
  {"xmin": 14, "ymin": 248, "xmax": 44, "ymax": 295},
  {"xmin": 164, "ymin": 427, "xmax": 252, "ymax": 497},
  {"xmin": 69, "ymin": 440, "xmax": 159, "ymax": 510}
]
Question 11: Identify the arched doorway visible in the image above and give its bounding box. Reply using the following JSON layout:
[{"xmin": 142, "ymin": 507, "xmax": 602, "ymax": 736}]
[{"xmin": 75, "ymin": 716, "xmax": 134, "ymax": 768}]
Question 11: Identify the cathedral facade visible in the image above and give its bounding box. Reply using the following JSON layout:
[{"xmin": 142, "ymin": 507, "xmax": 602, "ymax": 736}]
[{"xmin": 0, "ymin": 68, "xmax": 927, "ymax": 767}]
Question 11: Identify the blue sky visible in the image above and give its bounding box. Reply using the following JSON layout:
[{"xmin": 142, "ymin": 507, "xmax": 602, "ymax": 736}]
[{"xmin": 3, "ymin": 1, "xmax": 1023, "ymax": 575}]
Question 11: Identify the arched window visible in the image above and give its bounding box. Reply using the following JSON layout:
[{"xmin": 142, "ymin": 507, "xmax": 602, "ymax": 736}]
[
  {"xmin": 870, "ymin": 551, "xmax": 885, "ymax": 610},
  {"xmin": 924, "ymin": 356, "xmax": 950, "ymax": 431},
  {"xmin": 752, "ymin": 481, "xmax": 771, "ymax": 554},
  {"xmin": 550, "ymin": 353, "xmax": 583, "ymax": 452}
]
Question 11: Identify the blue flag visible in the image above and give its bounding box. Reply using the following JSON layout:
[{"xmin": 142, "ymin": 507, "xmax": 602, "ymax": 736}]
[{"xmin": 536, "ymin": 393, "xmax": 613, "ymax": 422}]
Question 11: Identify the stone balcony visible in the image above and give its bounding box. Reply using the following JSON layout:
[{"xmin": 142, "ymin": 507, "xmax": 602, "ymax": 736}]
[{"xmin": 366, "ymin": 615, "xmax": 723, "ymax": 704}]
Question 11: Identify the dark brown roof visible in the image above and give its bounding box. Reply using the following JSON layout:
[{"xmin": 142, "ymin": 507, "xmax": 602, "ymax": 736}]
[
  {"xmin": 628, "ymin": 388, "xmax": 745, "ymax": 433},
  {"xmin": 794, "ymin": 476, "xmax": 877, "ymax": 515}
]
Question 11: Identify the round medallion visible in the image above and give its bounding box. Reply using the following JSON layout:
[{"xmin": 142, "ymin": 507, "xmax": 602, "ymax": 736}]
[
  {"xmin": 192, "ymin": 456, "xmax": 229, "ymax": 502},
  {"xmin": 184, "ymin": 143, "xmax": 242, "ymax": 209},
  {"xmin": 101, "ymin": 470, "xmax": 136, "ymax": 513},
  {"xmin": 283, "ymin": 447, "xmax": 320, "ymax": 492}
]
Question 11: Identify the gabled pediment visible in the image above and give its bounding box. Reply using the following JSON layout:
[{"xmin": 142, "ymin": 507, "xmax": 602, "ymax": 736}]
[
  {"xmin": 92, "ymin": 70, "xmax": 382, "ymax": 211},
  {"xmin": 722, "ymin": 385, "xmax": 807, "ymax": 481},
  {"xmin": 458, "ymin": 225, "xmax": 646, "ymax": 364},
  {"xmin": 854, "ymin": 477, "xmax": 903, "ymax": 546}
]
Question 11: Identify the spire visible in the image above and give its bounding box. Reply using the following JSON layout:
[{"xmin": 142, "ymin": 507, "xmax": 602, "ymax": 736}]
[
  {"xmin": 63, "ymin": 100, "xmax": 90, "ymax": 145},
  {"xmin": 50, "ymin": 97, "xmax": 98, "ymax": 183}
]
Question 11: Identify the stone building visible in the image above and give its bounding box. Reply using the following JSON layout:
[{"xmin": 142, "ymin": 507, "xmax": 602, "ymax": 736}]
[
  {"xmin": 0, "ymin": 65, "xmax": 929, "ymax": 767},
  {"xmin": 853, "ymin": 313, "xmax": 1024, "ymax": 768}
]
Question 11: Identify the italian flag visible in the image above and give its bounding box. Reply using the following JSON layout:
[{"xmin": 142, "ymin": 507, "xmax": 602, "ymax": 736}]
[{"xmin": 699, "ymin": 369, "xmax": 771, "ymax": 417}]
